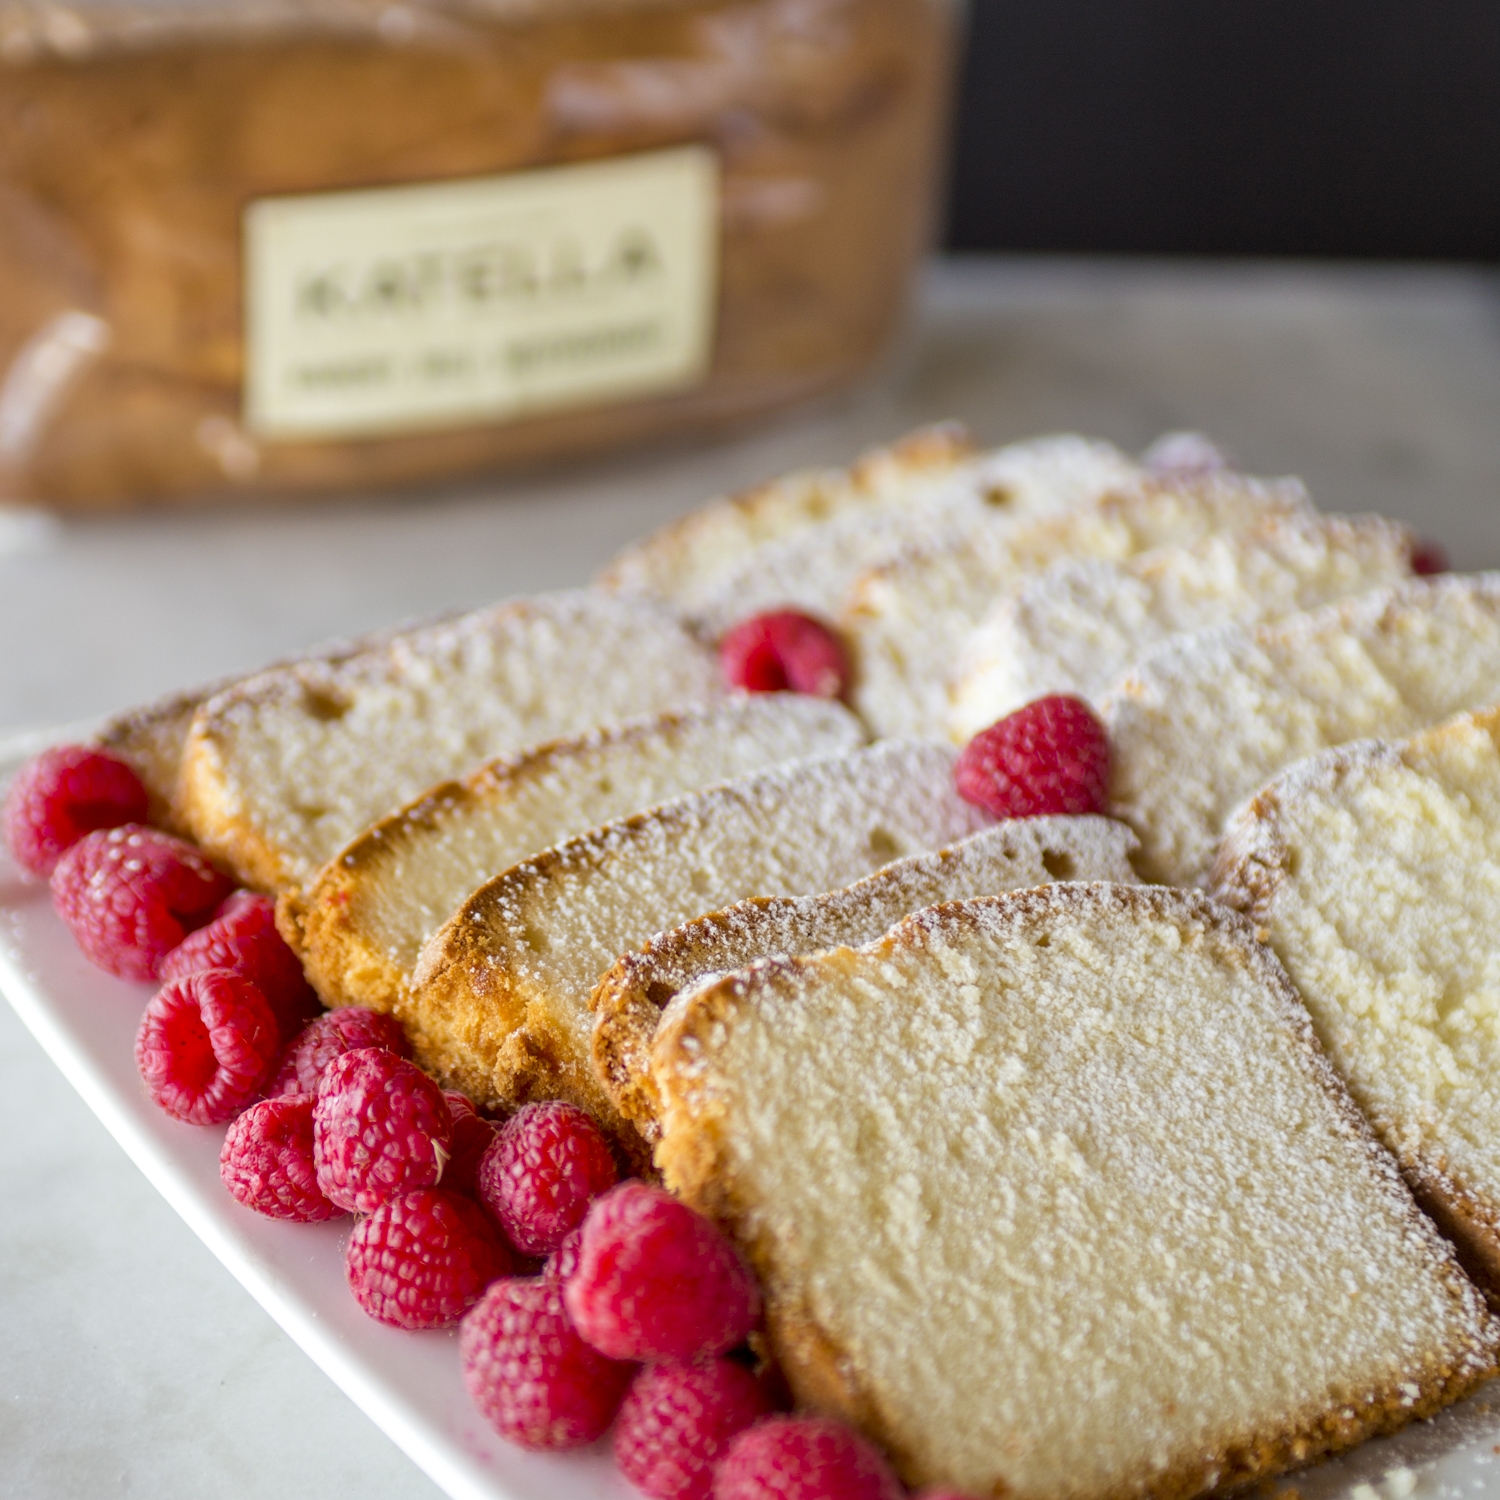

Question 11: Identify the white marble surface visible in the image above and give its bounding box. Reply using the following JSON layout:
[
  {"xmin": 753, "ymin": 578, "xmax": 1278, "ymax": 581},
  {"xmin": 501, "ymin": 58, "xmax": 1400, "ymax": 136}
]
[{"xmin": 3, "ymin": 254, "xmax": 1500, "ymax": 1498}]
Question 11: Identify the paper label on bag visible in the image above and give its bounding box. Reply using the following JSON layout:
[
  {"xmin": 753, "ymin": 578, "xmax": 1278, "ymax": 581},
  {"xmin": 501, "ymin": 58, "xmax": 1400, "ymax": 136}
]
[{"xmin": 243, "ymin": 146, "xmax": 719, "ymax": 441}]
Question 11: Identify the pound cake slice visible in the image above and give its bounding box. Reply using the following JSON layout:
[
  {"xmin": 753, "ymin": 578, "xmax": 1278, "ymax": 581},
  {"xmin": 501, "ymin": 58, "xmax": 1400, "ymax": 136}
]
[
  {"xmin": 407, "ymin": 741, "xmax": 989, "ymax": 1128},
  {"xmin": 596, "ymin": 422, "xmax": 978, "ymax": 609},
  {"xmin": 1105, "ymin": 572, "xmax": 1500, "ymax": 887},
  {"xmin": 652, "ymin": 884, "xmax": 1500, "ymax": 1500},
  {"xmin": 591, "ymin": 814, "xmax": 1139, "ymax": 1142},
  {"xmin": 842, "ymin": 471, "xmax": 1309, "ymax": 740},
  {"xmin": 94, "ymin": 612, "xmax": 463, "ymax": 829},
  {"xmin": 297, "ymin": 695, "xmax": 864, "ymax": 1012},
  {"xmin": 176, "ymin": 591, "xmax": 723, "ymax": 895},
  {"xmin": 668, "ymin": 435, "xmax": 1145, "ymax": 640},
  {"xmin": 948, "ymin": 511, "xmax": 1415, "ymax": 739},
  {"xmin": 1214, "ymin": 706, "xmax": 1500, "ymax": 1299}
]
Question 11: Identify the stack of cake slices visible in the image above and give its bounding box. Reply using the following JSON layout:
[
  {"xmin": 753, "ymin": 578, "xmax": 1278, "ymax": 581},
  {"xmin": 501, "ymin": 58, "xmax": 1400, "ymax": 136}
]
[{"xmin": 88, "ymin": 422, "xmax": 1500, "ymax": 1499}]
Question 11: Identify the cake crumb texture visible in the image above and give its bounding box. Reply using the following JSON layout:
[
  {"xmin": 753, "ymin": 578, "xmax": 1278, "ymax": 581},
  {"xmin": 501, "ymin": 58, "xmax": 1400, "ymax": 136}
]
[
  {"xmin": 1214, "ymin": 705, "xmax": 1500, "ymax": 1298},
  {"xmin": 1105, "ymin": 572, "xmax": 1500, "ymax": 886},
  {"xmin": 297, "ymin": 695, "xmax": 864, "ymax": 1012},
  {"xmin": 652, "ymin": 884, "xmax": 1499, "ymax": 1500},
  {"xmin": 407, "ymin": 740, "xmax": 988, "ymax": 1127},
  {"xmin": 949, "ymin": 511, "xmax": 1414, "ymax": 739},
  {"xmin": 176, "ymin": 591, "xmax": 722, "ymax": 894},
  {"xmin": 843, "ymin": 471, "xmax": 1309, "ymax": 741},
  {"xmin": 591, "ymin": 813, "xmax": 1139, "ymax": 1140}
]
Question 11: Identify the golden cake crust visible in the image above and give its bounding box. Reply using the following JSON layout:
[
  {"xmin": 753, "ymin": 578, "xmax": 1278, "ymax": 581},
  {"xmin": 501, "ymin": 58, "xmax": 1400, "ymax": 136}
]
[{"xmin": 293, "ymin": 697, "xmax": 862, "ymax": 1011}]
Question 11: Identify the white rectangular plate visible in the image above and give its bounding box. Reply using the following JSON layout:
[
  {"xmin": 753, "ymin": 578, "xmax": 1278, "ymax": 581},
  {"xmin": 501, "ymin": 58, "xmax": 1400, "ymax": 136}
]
[{"xmin": 2, "ymin": 727, "xmax": 1500, "ymax": 1500}]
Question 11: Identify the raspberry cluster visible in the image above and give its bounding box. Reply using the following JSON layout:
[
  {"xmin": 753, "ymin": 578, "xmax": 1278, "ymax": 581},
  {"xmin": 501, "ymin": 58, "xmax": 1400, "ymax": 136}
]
[{"xmin": 7, "ymin": 742, "xmax": 927, "ymax": 1500}]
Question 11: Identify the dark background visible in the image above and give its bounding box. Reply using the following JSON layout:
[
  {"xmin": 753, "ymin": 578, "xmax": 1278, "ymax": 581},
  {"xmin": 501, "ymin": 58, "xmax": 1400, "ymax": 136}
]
[{"xmin": 944, "ymin": 1, "xmax": 1500, "ymax": 260}]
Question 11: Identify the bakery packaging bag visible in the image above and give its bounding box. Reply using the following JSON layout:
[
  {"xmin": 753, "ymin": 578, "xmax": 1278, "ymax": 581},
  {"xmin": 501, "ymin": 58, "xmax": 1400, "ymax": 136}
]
[{"xmin": 0, "ymin": 0, "xmax": 957, "ymax": 511}]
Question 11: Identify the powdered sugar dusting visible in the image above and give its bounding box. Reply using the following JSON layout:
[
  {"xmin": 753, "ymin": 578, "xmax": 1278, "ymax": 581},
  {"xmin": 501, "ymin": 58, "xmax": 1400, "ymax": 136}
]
[
  {"xmin": 1105, "ymin": 571, "xmax": 1500, "ymax": 886},
  {"xmin": 411, "ymin": 741, "xmax": 990, "ymax": 1109},
  {"xmin": 600, "ymin": 814, "xmax": 1139, "ymax": 1137},
  {"xmin": 183, "ymin": 591, "xmax": 723, "ymax": 888},
  {"xmin": 677, "ymin": 436, "xmax": 1144, "ymax": 638},
  {"xmin": 950, "ymin": 511, "xmax": 1415, "ymax": 739},
  {"xmin": 843, "ymin": 471, "xmax": 1311, "ymax": 741},
  {"xmin": 301, "ymin": 695, "xmax": 864, "ymax": 1009},
  {"xmin": 1214, "ymin": 706, "xmax": 1500, "ymax": 1283},
  {"xmin": 654, "ymin": 884, "xmax": 1499, "ymax": 1499}
]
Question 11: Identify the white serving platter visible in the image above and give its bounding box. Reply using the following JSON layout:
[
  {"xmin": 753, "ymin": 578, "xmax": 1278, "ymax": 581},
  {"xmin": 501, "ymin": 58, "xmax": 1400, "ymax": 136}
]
[{"xmin": 3, "ymin": 725, "xmax": 1500, "ymax": 1500}]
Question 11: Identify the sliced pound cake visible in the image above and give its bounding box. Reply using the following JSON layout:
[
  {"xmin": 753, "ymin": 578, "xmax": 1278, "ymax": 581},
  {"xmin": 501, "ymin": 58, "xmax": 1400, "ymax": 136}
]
[
  {"xmin": 948, "ymin": 511, "xmax": 1415, "ymax": 739},
  {"xmin": 176, "ymin": 591, "xmax": 723, "ymax": 895},
  {"xmin": 94, "ymin": 611, "xmax": 462, "ymax": 829},
  {"xmin": 1214, "ymin": 706, "xmax": 1500, "ymax": 1299},
  {"xmin": 407, "ymin": 741, "xmax": 989, "ymax": 1131},
  {"xmin": 595, "ymin": 422, "xmax": 978, "ymax": 611},
  {"xmin": 1105, "ymin": 572, "xmax": 1500, "ymax": 887},
  {"xmin": 296, "ymin": 696, "xmax": 864, "ymax": 1012},
  {"xmin": 663, "ymin": 435, "xmax": 1145, "ymax": 640},
  {"xmin": 842, "ymin": 471, "xmax": 1310, "ymax": 740},
  {"xmin": 651, "ymin": 884, "xmax": 1500, "ymax": 1500},
  {"xmin": 591, "ymin": 814, "xmax": 1139, "ymax": 1143}
]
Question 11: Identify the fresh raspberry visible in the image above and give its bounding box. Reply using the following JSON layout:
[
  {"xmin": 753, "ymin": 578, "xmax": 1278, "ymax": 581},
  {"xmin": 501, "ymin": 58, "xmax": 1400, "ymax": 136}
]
[
  {"xmin": 312, "ymin": 1047, "xmax": 453, "ymax": 1213},
  {"xmin": 460, "ymin": 1275, "xmax": 635, "ymax": 1449},
  {"xmin": 1411, "ymin": 538, "xmax": 1449, "ymax": 575},
  {"xmin": 565, "ymin": 1181, "xmax": 760, "ymax": 1362},
  {"xmin": 220, "ymin": 1094, "xmax": 342, "ymax": 1221},
  {"xmin": 2, "ymin": 744, "xmax": 149, "ymax": 878},
  {"xmin": 954, "ymin": 695, "xmax": 1110, "ymax": 820},
  {"xmin": 161, "ymin": 893, "xmax": 319, "ymax": 1041},
  {"xmin": 713, "ymin": 1416, "xmax": 904, "ymax": 1500},
  {"xmin": 720, "ymin": 612, "xmax": 848, "ymax": 699},
  {"xmin": 544, "ymin": 1225, "xmax": 584, "ymax": 1285},
  {"xmin": 444, "ymin": 1091, "xmax": 497, "ymax": 1198},
  {"xmin": 478, "ymin": 1100, "xmax": 619, "ymax": 1255},
  {"xmin": 135, "ymin": 969, "xmax": 280, "ymax": 1124},
  {"xmin": 346, "ymin": 1187, "xmax": 512, "ymax": 1329},
  {"xmin": 615, "ymin": 1359, "xmax": 772, "ymax": 1500},
  {"xmin": 265, "ymin": 1006, "xmax": 410, "ymax": 1099},
  {"xmin": 50, "ymin": 824, "xmax": 234, "ymax": 982}
]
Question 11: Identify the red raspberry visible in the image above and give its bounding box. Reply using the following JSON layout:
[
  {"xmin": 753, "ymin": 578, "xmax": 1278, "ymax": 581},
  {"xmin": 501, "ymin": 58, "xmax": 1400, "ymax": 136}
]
[
  {"xmin": 478, "ymin": 1100, "xmax": 619, "ymax": 1255},
  {"xmin": 954, "ymin": 695, "xmax": 1110, "ymax": 820},
  {"xmin": 713, "ymin": 1416, "xmax": 904, "ymax": 1500},
  {"xmin": 312, "ymin": 1047, "xmax": 453, "ymax": 1213},
  {"xmin": 615, "ymin": 1360, "xmax": 772, "ymax": 1500},
  {"xmin": 51, "ymin": 824, "xmax": 235, "ymax": 982},
  {"xmin": 135, "ymin": 969, "xmax": 280, "ymax": 1124},
  {"xmin": 565, "ymin": 1181, "xmax": 760, "ymax": 1362},
  {"xmin": 720, "ymin": 612, "xmax": 848, "ymax": 699},
  {"xmin": 460, "ymin": 1275, "xmax": 634, "ymax": 1449},
  {"xmin": 265, "ymin": 1006, "xmax": 410, "ymax": 1099},
  {"xmin": 2, "ymin": 744, "xmax": 149, "ymax": 878},
  {"xmin": 1411, "ymin": 538, "xmax": 1449, "ymax": 575},
  {"xmin": 220, "ymin": 1094, "xmax": 342, "ymax": 1221},
  {"xmin": 347, "ymin": 1187, "xmax": 512, "ymax": 1329},
  {"xmin": 161, "ymin": 893, "xmax": 319, "ymax": 1042},
  {"xmin": 544, "ymin": 1225, "xmax": 584, "ymax": 1284},
  {"xmin": 443, "ymin": 1091, "xmax": 497, "ymax": 1198}
]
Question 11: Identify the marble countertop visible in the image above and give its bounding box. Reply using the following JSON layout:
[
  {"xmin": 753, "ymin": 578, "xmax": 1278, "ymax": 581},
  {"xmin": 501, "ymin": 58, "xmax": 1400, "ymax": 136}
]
[{"xmin": 4, "ymin": 255, "xmax": 1500, "ymax": 1499}]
